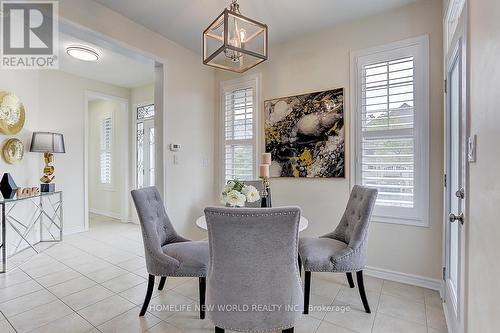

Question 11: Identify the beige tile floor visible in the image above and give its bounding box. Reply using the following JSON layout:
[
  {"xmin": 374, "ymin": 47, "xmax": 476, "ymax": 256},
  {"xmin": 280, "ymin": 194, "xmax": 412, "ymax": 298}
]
[{"xmin": 0, "ymin": 214, "xmax": 448, "ymax": 333}]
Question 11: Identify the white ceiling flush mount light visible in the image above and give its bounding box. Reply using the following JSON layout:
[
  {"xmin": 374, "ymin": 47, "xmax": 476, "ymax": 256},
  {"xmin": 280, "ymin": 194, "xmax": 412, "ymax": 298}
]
[
  {"xmin": 66, "ymin": 46, "xmax": 100, "ymax": 62},
  {"xmin": 203, "ymin": 0, "xmax": 268, "ymax": 73}
]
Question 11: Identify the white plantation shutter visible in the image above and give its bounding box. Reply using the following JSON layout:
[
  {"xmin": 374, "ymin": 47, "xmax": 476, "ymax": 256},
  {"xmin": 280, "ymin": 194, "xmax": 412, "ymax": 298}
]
[
  {"xmin": 221, "ymin": 75, "xmax": 260, "ymax": 184},
  {"xmin": 352, "ymin": 36, "xmax": 429, "ymax": 226},
  {"xmin": 224, "ymin": 87, "xmax": 254, "ymax": 181},
  {"xmin": 100, "ymin": 117, "xmax": 112, "ymax": 184},
  {"xmin": 361, "ymin": 57, "xmax": 415, "ymax": 208}
]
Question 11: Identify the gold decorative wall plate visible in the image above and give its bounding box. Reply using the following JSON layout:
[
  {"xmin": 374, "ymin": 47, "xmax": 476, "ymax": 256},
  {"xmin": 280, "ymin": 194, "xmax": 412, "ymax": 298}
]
[
  {"xmin": 3, "ymin": 138, "xmax": 24, "ymax": 164},
  {"xmin": 0, "ymin": 91, "xmax": 26, "ymax": 135}
]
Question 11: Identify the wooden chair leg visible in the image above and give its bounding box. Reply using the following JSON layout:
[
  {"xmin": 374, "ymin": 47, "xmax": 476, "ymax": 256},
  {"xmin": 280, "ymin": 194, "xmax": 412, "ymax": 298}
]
[
  {"xmin": 158, "ymin": 276, "xmax": 167, "ymax": 290},
  {"xmin": 199, "ymin": 277, "xmax": 206, "ymax": 319},
  {"xmin": 215, "ymin": 327, "xmax": 225, "ymax": 333},
  {"xmin": 303, "ymin": 271, "xmax": 311, "ymax": 314},
  {"xmin": 356, "ymin": 270, "xmax": 371, "ymax": 313},
  {"xmin": 346, "ymin": 272, "xmax": 355, "ymax": 288},
  {"xmin": 139, "ymin": 274, "xmax": 155, "ymax": 316},
  {"xmin": 282, "ymin": 328, "xmax": 294, "ymax": 333}
]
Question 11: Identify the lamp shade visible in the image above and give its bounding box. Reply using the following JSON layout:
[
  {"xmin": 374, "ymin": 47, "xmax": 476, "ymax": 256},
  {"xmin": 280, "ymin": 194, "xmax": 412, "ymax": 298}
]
[{"xmin": 29, "ymin": 132, "xmax": 65, "ymax": 153}]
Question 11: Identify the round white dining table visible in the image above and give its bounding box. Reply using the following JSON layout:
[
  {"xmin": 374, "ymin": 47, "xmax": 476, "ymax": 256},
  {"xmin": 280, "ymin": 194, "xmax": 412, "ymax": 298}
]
[{"xmin": 195, "ymin": 215, "xmax": 309, "ymax": 232}]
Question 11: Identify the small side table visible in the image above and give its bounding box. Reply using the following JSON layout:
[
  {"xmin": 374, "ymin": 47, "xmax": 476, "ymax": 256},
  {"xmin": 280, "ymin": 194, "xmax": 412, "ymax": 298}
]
[{"xmin": 0, "ymin": 191, "xmax": 63, "ymax": 273}]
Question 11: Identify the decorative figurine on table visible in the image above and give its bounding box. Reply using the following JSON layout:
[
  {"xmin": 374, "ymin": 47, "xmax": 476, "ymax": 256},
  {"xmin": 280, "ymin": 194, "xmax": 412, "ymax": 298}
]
[
  {"xmin": 0, "ymin": 173, "xmax": 17, "ymax": 199},
  {"xmin": 29, "ymin": 132, "xmax": 65, "ymax": 192},
  {"xmin": 259, "ymin": 153, "xmax": 272, "ymax": 208}
]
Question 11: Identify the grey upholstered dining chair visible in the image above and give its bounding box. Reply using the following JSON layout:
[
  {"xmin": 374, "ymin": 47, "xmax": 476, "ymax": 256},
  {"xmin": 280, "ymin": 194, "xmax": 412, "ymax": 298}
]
[
  {"xmin": 131, "ymin": 187, "xmax": 209, "ymax": 317},
  {"xmin": 204, "ymin": 206, "xmax": 303, "ymax": 333},
  {"xmin": 298, "ymin": 185, "xmax": 378, "ymax": 314}
]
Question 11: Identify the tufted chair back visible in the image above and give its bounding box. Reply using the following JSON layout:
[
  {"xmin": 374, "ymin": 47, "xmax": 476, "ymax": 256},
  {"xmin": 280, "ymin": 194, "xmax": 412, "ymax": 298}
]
[
  {"xmin": 325, "ymin": 185, "xmax": 378, "ymax": 251},
  {"xmin": 204, "ymin": 206, "xmax": 303, "ymax": 332},
  {"xmin": 131, "ymin": 187, "xmax": 188, "ymax": 275}
]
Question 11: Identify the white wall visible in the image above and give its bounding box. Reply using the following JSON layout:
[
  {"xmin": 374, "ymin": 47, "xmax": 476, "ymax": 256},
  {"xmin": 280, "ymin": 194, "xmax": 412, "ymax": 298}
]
[
  {"xmin": 88, "ymin": 99, "xmax": 125, "ymax": 219},
  {"xmin": 131, "ymin": 84, "xmax": 154, "ymax": 106},
  {"xmin": 214, "ymin": 0, "xmax": 443, "ymax": 280},
  {"xmin": 467, "ymin": 0, "xmax": 500, "ymax": 331}
]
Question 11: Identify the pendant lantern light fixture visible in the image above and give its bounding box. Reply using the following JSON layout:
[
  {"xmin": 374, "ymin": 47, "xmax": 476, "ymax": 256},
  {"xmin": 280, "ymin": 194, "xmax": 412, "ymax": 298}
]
[{"xmin": 203, "ymin": 0, "xmax": 268, "ymax": 73}]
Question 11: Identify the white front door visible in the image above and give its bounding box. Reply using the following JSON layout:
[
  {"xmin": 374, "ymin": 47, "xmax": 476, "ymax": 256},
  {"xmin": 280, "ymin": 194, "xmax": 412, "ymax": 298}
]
[{"xmin": 443, "ymin": 9, "xmax": 467, "ymax": 333}]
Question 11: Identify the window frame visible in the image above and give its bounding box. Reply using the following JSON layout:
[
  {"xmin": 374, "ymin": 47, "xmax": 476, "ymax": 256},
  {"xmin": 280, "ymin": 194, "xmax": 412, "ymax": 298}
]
[
  {"xmin": 99, "ymin": 115, "xmax": 114, "ymax": 189},
  {"xmin": 219, "ymin": 73, "xmax": 261, "ymax": 187},
  {"xmin": 350, "ymin": 35, "xmax": 430, "ymax": 227}
]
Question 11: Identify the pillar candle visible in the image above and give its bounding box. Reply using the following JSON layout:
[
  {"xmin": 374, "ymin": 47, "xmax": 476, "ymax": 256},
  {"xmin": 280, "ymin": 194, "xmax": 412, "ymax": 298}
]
[
  {"xmin": 259, "ymin": 164, "xmax": 270, "ymax": 178},
  {"xmin": 262, "ymin": 153, "xmax": 272, "ymax": 165}
]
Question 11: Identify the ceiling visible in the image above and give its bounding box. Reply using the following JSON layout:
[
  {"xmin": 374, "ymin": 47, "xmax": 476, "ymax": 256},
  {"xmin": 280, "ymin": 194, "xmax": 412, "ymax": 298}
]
[
  {"xmin": 94, "ymin": 0, "xmax": 420, "ymax": 53},
  {"xmin": 59, "ymin": 33, "xmax": 154, "ymax": 88}
]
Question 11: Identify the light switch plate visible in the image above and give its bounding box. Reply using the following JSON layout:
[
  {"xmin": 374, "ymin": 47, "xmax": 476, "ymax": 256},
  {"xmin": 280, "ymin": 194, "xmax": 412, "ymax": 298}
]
[
  {"xmin": 169, "ymin": 143, "xmax": 181, "ymax": 152},
  {"xmin": 467, "ymin": 135, "xmax": 476, "ymax": 163}
]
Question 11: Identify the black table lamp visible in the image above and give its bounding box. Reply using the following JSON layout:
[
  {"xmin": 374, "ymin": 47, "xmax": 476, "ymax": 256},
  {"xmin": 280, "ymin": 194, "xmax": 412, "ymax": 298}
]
[{"xmin": 29, "ymin": 132, "xmax": 65, "ymax": 192}]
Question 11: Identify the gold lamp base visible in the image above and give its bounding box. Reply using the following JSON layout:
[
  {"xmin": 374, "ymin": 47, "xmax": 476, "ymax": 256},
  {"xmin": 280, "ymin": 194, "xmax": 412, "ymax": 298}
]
[{"xmin": 40, "ymin": 152, "xmax": 56, "ymax": 192}]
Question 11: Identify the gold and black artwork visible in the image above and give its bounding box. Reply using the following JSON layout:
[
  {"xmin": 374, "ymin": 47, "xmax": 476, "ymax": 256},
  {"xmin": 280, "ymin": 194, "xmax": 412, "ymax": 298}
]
[{"xmin": 264, "ymin": 88, "xmax": 345, "ymax": 178}]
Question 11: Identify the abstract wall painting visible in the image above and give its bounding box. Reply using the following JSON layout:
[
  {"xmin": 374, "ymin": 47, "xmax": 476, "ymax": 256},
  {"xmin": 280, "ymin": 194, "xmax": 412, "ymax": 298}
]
[{"xmin": 264, "ymin": 88, "xmax": 345, "ymax": 178}]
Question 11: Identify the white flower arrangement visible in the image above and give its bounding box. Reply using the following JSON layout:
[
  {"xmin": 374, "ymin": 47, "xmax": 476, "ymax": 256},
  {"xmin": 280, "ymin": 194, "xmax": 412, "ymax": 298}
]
[{"xmin": 221, "ymin": 180, "xmax": 261, "ymax": 207}]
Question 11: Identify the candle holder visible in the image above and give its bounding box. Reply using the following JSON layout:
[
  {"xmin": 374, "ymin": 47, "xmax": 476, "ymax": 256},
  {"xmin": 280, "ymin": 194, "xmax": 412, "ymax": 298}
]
[{"xmin": 260, "ymin": 176, "xmax": 272, "ymax": 208}]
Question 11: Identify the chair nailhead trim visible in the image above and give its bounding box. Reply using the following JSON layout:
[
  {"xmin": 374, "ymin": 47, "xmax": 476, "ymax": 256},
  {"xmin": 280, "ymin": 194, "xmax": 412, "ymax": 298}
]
[{"xmin": 205, "ymin": 211, "xmax": 294, "ymax": 217}]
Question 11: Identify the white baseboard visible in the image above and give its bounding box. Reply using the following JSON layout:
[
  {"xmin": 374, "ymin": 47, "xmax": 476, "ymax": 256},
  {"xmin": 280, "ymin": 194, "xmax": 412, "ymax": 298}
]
[
  {"xmin": 89, "ymin": 208, "xmax": 121, "ymax": 220},
  {"xmin": 365, "ymin": 265, "xmax": 442, "ymax": 291},
  {"xmin": 63, "ymin": 226, "xmax": 85, "ymax": 235}
]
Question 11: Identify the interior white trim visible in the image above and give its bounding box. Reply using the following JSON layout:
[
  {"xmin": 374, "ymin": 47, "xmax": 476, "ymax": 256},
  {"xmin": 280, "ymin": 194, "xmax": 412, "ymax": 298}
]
[
  {"xmin": 63, "ymin": 226, "xmax": 86, "ymax": 235},
  {"xmin": 365, "ymin": 265, "xmax": 442, "ymax": 292},
  {"xmin": 444, "ymin": 0, "xmax": 466, "ymax": 54},
  {"xmin": 89, "ymin": 208, "xmax": 122, "ymax": 220}
]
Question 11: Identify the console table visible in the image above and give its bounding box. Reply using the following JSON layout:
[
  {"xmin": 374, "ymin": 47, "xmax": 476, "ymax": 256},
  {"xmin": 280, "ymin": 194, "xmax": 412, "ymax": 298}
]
[{"xmin": 0, "ymin": 191, "xmax": 63, "ymax": 273}]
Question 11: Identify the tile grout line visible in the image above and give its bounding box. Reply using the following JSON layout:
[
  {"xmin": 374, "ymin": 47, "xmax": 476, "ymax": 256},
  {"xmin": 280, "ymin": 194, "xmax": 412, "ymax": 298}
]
[
  {"xmin": 369, "ymin": 279, "xmax": 384, "ymax": 333},
  {"xmin": 15, "ymin": 266, "xmax": 100, "ymax": 333},
  {"xmin": 1, "ymin": 310, "xmax": 19, "ymax": 333}
]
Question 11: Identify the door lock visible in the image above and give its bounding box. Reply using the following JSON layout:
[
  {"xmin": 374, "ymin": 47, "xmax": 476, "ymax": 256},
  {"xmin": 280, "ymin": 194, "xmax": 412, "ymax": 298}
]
[
  {"xmin": 455, "ymin": 188, "xmax": 465, "ymax": 199},
  {"xmin": 448, "ymin": 212, "xmax": 464, "ymax": 224}
]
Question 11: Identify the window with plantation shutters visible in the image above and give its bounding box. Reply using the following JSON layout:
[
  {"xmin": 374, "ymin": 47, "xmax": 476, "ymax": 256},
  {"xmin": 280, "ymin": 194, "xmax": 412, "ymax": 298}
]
[
  {"xmin": 351, "ymin": 36, "xmax": 429, "ymax": 226},
  {"xmin": 221, "ymin": 75, "xmax": 260, "ymax": 184},
  {"xmin": 100, "ymin": 117, "xmax": 112, "ymax": 185}
]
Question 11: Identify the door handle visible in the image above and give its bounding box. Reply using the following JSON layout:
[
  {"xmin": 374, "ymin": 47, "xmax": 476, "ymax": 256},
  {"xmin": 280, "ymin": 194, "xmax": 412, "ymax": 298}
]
[
  {"xmin": 448, "ymin": 212, "xmax": 464, "ymax": 224},
  {"xmin": 455, "ymin": 188, "xmax": 464, "ymax": 199}
]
